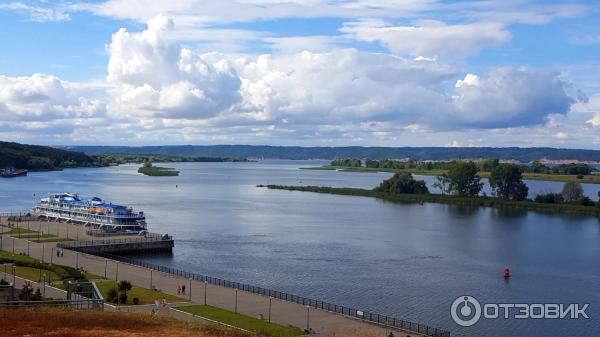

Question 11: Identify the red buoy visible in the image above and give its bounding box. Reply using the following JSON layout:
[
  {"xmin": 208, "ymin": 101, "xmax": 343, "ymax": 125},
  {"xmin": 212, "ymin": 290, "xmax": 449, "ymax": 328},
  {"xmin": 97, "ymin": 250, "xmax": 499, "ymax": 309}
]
[{"xmin": 503, "ymin": 267, "xmax": 510, "ymax": 278}]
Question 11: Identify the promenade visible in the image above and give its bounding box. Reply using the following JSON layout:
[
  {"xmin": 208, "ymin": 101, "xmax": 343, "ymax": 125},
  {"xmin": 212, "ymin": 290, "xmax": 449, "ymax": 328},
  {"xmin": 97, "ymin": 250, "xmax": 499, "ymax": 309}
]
[{"xmin": 1, "ymin": 218, "xmax": 434, "ymax": 337}]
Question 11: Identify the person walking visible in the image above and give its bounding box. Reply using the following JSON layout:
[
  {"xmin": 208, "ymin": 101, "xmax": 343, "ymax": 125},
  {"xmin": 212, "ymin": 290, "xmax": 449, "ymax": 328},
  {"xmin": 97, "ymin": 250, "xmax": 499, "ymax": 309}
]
[
  {"xmin": 182, "ymin": 285, "xmax": 185, "ymax": 294},
  {"xmin": 177, "ymin": 285, "xmax": 181, "ymax": 294}
]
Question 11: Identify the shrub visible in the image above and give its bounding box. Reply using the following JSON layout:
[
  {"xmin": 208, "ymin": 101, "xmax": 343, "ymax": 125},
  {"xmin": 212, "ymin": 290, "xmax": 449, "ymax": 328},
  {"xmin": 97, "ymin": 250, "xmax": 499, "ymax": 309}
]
[
  {"xmin": 118, "ymin": 280, "xmax": 132, "ymax": 292},
  {"xmin": 576, "ymin": 174, "xmax": 584, "ymax": 179},
  {"xmin": 106, "ymin": 288, "xmax": 118, "ymax": 303},
  {"xmin": 132, "ymin": 297, "xmax": 139, "ymax": 305},
  {"xmin": 534, "ymin": 193, "xmax": 564, "ymax": 204},
  {"xmin": 119, "ymin": 292, "xmax": 128, "ymax": 304},
  {"xmin": 0, "ymin": 279, "xmax": 9, "ymax": 285}
]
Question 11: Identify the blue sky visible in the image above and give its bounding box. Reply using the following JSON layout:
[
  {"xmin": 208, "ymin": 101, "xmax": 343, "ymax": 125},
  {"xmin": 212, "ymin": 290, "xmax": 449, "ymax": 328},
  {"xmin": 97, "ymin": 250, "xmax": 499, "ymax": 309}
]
[{"xmin": 1, "ymin": 0, "xmax": 600, "ymax": 147}]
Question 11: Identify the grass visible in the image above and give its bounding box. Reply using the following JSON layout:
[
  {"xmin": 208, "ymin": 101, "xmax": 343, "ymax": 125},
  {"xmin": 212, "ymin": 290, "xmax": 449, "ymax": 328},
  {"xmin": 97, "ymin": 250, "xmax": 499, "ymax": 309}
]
[
  {"xmin": 176, "ymin": 305, "xmax": 304, "ymax": 337},
  {"xmin": 31, "ymin": 237, "xmax": 75, "ymax": 243},
  {"xmin": 1, "ymin": 265, "xmax": 61, "ymax": 282},
  {"xmin": 0, "ymin": 308, "xmax": 253, "ymax": 337},
  {"xmin": 305, "ymin": 165, "xmax": 600, "ymax": 184},
  {"xmin": 0, "ymin": 250, "xmax": 87, "ymax": 283},
  {"xmin": 138, "ymin": 165, "xmax": 180, "ymax": 176},
  {"xmin": 259, "ymin": 184, "xmax": 600, "ymax": 218},
  {"xmin": 94, "ymin": 280, "xmax": 184, "ymax": 305}
]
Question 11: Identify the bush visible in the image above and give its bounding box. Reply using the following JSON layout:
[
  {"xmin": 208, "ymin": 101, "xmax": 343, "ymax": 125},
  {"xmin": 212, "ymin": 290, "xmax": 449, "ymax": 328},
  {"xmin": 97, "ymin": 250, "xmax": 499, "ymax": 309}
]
[
  {"xmin": 576, "ymin": 174, "xmax": 584, "ymax": 179},
  {"xmin": 106, "ymin": 288, "xmax": 118, "ymax": 303},
  {"xmin": 0, "ymin": 279, "xmax": 9, "ymax": 285},
  {"xmin": 534, "ymin": 193, "xmax": 564, "ymax": 204},
  {"xmin": 118, "ymin": 280, "xmax": 132, "ymax": 292},
  {"xmin": 119, "ymin": 292, "xmax": 128, "ymax": 304},
  {"xmin": 374, "ymin": 172, "xmax": 429, "ymax": 194},
  {"xmin": 132, "ymin": 297, "xmax": 139, "ymax": 305},
  {"xmin": 580, "ymin": 196, "xmax": 595, "ymax": 207}
]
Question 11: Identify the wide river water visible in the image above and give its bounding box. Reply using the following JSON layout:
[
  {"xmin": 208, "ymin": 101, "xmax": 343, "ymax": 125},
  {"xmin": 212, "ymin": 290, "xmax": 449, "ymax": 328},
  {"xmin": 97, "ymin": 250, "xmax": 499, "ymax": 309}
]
[{"xmin": 1, "ymin": 161, "xmax": 599, "ymax": 337}]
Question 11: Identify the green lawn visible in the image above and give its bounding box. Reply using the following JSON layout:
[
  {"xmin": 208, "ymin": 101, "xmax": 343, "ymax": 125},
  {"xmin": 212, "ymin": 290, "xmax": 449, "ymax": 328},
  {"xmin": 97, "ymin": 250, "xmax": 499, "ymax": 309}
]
[
  {"xmin": 8, "ymin": 227, "xmax": 38, "ymax": 235},
  {"xmin": 31, "ymin": 238, "xmax": 74, "ymax": 243},
  {"xmin": 4, "ymin": 265, "xmax": 61, "ymax": 282},
  {"xmin": 94, "ymin": 280, "xmax": 184, "ymax": 305},
  {"xmin": 176, "ymin": 305, "xmax": 304, "ymax": 336}
]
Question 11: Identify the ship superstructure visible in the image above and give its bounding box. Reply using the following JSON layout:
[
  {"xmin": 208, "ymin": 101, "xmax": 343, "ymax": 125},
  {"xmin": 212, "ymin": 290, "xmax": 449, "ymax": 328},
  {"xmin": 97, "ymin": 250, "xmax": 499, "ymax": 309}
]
[{"xmin": 32, "ymin": 193, "xmax": 147, "ymax": 232}]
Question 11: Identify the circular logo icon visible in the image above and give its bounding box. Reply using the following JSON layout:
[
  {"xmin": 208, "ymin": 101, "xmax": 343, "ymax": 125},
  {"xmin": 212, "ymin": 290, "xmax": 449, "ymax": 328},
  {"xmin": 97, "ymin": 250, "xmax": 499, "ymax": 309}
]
[{"xmin": 451, "ymin": 295, "xmax": 482, "ymax": 327}]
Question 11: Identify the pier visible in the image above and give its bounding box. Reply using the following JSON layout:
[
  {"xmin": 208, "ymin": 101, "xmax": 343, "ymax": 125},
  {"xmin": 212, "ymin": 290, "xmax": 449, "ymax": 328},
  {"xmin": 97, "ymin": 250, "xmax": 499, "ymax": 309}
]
[{"xmin": 57, "ymin": 234, "xmax": 174, "ymax": 255}]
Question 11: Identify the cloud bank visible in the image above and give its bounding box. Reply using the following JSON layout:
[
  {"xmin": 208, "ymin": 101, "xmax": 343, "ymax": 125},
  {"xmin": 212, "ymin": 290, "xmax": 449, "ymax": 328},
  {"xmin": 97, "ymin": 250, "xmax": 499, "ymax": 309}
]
[{"xmin": 0, "ymin": 13, "xmax": 595, "ymax": 146}]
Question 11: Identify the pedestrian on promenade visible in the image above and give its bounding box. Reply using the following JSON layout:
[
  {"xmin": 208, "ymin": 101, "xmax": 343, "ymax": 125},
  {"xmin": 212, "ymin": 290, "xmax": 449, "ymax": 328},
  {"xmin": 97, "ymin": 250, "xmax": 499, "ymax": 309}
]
[
  {"xmin": 388, "ymin": 332, "xmax": 394, "ymax": 337},
  {"xmin": 177, "ymin": 286, "xmax": 181, "ymax": 294},
  {"xmin": 61, "ymin": 251, "xmax": 63, "ymax": 257},
  {"xmin": 182, "ymin": 285, "xmax": 185, "ymax": 294},
  {"xmin": 56, "ymin": 249, "xmax": 60, "ymax": 257}
]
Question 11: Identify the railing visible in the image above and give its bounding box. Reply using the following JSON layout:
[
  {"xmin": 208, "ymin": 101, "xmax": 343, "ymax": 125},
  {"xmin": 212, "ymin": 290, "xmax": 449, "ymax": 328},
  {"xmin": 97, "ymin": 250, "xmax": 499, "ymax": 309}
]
[
  {"xmin": 70, "ymin": 251, "xmax": 449, "ymax": 337},
  {"xmin": 0, "ymin": 299, "xmax": 103, "ymax": 309},
  {"xmin": 57, "ymin": 234, "xmax": 170, "ymax": 249}
]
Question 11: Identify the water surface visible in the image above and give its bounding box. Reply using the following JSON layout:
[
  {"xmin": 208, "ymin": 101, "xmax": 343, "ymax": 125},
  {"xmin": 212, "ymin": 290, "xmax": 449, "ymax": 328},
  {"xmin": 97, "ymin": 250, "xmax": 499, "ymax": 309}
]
[{"xmin": 0, "ymin": 161, "xmax": 598, "ymax": 337}]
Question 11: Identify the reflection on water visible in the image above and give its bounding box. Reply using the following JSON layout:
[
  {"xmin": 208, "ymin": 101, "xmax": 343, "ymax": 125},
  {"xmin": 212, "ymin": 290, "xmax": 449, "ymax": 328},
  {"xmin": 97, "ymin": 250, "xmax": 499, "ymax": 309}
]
[{"xmin": 0, "ymin": 161, "xmax": 599, "ymax": 337}]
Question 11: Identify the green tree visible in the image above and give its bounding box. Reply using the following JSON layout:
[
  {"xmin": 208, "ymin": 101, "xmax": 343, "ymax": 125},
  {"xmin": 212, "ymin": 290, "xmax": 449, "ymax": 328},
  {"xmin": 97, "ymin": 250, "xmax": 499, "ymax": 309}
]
[
  {"xmin": 489, "ymin": 164, "xmax": 529, "ymax": 200},
  {"xmin": 432, "ymin": 174, "xmax": 451, "ymax": 195},
  {"xmin": 446, "ymin": 161, "xmax": 483, "ymax": 196},
  {"xmin": 480, "ymin": 158, "xmax": 499, "ymax": 172},
  {"xmin": 562, "ymin": 181, "xmax": 584, "ymax": 203},
  {"xmin": 375, "ymin": 172, "xmax": 429, "ymax": 194}
]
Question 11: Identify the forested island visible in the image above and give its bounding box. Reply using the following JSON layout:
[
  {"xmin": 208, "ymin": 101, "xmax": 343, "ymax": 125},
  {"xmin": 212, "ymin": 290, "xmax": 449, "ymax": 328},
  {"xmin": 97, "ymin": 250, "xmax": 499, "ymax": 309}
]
[
  {"xmin": 137, "ymin": 161, "xmax": 179, "ymax": 176},
  {"xmin": 262, "ymin": 161, "xmax": 600, "ymax": 217},
  {"xmin": 311, "ymin": 158, "xmax": 600, "ymax": 184}
]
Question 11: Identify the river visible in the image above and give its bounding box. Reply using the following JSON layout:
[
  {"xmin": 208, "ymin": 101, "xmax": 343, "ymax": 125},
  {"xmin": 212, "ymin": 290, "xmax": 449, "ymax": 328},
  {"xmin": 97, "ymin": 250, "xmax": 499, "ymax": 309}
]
[{"xmin": 0, "ymin": 161, "xmax": 598, "ymax": 337}]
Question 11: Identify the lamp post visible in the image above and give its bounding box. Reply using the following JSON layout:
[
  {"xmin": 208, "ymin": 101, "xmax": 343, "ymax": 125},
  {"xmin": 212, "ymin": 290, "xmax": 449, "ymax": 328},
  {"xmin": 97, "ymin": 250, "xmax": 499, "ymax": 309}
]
[
  {"xmin": 11, "ymin": 237, "xmax": 14, "ymax": 254},
  {"xmin": 104, "ymin": 259, "xmax": 107, "ymax": 279},
  {"xmin": 115, "ymin": 262, "xmax": 119, "ymax": 307},
  {"xmin": 204, "ymin": 281, "xmax": 207, "ymax": 305},
  {"xmin": 42, "ymin": 274, "xmax": 46, "ymax": 297},
  {"xmin": 235, "ymin": 289, "xmax": 238, "ymax": 313},
  {"xmin": 189, "ymin": 278, "xmax": 192, "ymax": 301},
  {"xmin": 306, "ymin": 306, "xmax": 310, "ymax": 332},
  {"xmin": 42, "ymin": 244, "xmax": 45, "ymax": 263},
  {"xmin": 76, "ymin": 252, "xmax": 79, "ymax": 269},
  {"xmin": 150, "ymin": 270, "xmax": 153, "ymax": 289},
  {"xmin": 27, "ymin": 240, "xmax": 30, "ymax": 256},
  {"xmin": 268, "ymin": 297, "xmax": 272, "ymax": 323},
  {"xmin": 50, "ymin": 247, "xmax": 54, "ymax": 265},
  {"xmin": 12, "ymin": 265, "xmax": 16, "ymax": 286}
]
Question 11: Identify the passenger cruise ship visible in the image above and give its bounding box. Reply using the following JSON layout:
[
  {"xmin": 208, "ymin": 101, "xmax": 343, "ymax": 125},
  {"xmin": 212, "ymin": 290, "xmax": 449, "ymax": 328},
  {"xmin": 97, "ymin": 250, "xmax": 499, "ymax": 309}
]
[{"xmin": 31, "ymin": 193, "xmax": 147, "ymax": 232}]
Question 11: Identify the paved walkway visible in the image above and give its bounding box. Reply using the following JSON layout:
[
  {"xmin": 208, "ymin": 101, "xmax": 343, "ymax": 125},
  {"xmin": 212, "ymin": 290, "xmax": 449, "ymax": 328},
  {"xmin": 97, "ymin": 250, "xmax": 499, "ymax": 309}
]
[{"xmin": 0, "ymin": 220, "xmax": 430, "ymax": 337}]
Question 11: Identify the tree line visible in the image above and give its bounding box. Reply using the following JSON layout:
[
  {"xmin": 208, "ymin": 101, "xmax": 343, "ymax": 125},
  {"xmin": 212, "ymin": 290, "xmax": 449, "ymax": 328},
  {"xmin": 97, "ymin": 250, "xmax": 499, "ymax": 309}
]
[
  {"xmin": 331, "ymin": 158, "xmax": 597, "ymax": 177},
  {"xmin": 374, "ymin": 161, "xmax": 600, "ymax": 207}
]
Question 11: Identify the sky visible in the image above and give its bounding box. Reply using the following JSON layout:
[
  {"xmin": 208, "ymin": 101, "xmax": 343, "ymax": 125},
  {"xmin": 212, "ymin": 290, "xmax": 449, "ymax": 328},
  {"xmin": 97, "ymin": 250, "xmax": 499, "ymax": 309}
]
[{"xmin": 1, "ymin": 0, "xmax": 600, "ymax": 148}]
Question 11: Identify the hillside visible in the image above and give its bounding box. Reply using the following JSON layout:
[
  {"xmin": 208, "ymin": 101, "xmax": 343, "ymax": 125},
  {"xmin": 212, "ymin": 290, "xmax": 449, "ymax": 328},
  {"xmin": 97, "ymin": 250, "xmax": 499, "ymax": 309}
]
[
  {"xmin": 0, "ymin": 141, "xmax": 94, "ymax": 170},
  {"xmin": 65, "ymin": 145, "xmax": 600, "ymax": 162}
]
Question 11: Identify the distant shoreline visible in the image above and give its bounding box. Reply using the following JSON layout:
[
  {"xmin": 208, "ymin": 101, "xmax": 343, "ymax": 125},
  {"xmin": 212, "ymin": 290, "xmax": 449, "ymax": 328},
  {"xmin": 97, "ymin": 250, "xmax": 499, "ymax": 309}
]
[{"xmin": 302, "ymin": 165, "xmax": 600, "ymax": 184}]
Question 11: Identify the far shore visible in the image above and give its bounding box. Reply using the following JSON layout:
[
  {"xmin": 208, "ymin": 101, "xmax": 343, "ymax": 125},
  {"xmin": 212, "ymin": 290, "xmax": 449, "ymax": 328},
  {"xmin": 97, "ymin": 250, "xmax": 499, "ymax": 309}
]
[{"xmin": 301, "ymin": 165, "xmax": 600, "ymax": 184}]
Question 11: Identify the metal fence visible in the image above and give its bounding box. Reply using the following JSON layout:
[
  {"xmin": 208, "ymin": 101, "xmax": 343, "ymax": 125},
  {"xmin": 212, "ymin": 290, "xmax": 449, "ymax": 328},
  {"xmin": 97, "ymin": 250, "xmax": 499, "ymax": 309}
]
[
  {"xmin": 57, "ymin": 233, "xmax": 169, "ymax": 248},
  {"xmin": 0, "ymin": 299, "xmax": 103, "ymax": 309},
  {"xmin": 66, "ymin": 250, "xmax": 449, "ymax": 337}
]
